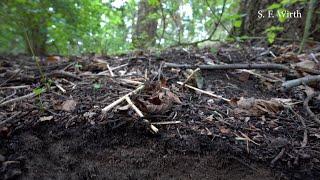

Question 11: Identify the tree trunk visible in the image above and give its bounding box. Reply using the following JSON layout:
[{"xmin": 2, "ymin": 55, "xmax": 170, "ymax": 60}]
[
  {"xmin": 133, "ymin": 0, "xmax": 159, "ymax": 49},
  {"xmin": 25, "ymin": 17, "xmax": 47, "ymax": 56}
]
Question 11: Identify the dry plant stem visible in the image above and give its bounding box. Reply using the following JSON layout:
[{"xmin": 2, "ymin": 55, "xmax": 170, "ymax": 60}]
[
  {"xmin": 151, "ymin": 121, "xmax": 181, "ymax": 125},
  {"xmin": 0, "ymin": 112, "xmax": 22, "ymax": 127},
  {"xmin": 119, "ymin": 79, "xmax": 143, "ymax": 85},
  {"xmin": 182, "ymin": 68, "xmax": 200, "ymax": 85},
  {"xmin": 0, "ymin": 92, "xmax": 36, "ymax": 107},
  {"xmin": 282, "ymin": 75, "xmax": 320, "ymax": 91},
  {"xmin": 125, "ymin": 96, "xmax": 159, "ymax": 133},
  {"xmin": 177, "ymin": 82, "xmax": 230, "ymax": 102},
  {"xmin": 303, "ymin": 92, "xmax": 320, "ymax": 125},
  {"xmin": 164, "ymin": 63, "xmax": 290, "ymax": 71},
  {"xmin": 0, "ymin": 85, "xmax": 30, "ymax": 90},
  {"xmin": 107, "ymin": 64, "xmax": 115, "ymax": 77},
  {"xmin": 111, "ymin": 63, "xmax": 129, "ymax": 71},
  {"xmin": 101, "ymin": 85, "xmax": 145, "ymax": 113}
]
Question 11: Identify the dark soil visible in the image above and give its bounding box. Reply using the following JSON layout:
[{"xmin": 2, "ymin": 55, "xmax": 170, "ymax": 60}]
[{"xmin": 1, "ymin": 43, "xmax": 319, "ymax": 179}]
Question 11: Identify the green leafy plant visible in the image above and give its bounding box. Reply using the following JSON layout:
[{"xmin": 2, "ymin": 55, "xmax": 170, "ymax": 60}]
[{"xmin": 264, "ymin": 26, "xmax": 284, "ymax": 44}]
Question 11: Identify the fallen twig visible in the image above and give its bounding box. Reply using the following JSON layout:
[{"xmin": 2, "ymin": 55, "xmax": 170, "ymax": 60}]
[
  {"xmin": 125, "ymin": 96, "xmax": 158, "ymax": 133},
  {"xmin": 0, "ymin": 92, "xmax": 37, "ymax": 107},
  {"xmin": 106, "ymin": 63, "xmax": 115, "ymax": 77},
  {"xmin": 0, "ymin": 112, "xmax": 22, "ymax": 127},
  {"xmin": 151, "ymin": 121, "xmax": 182, "ymax": 125},
  {"xmin": 303, "ymin": 91, "xmax": 320, "ymax": 125},
  {"xmin": 182, "ymin": 68, "xmax": 200, "ymax": 86},
  {"xmin": 111, "ymin": 63, "xmax": 129, "ymax": 71},
  {"xmin": 0, "ymin": 85, "xmax": 30, "ymax": 90},
  {"xmin": 282, "ymin": 75, "xmax": 320, "ymax": 91},
  {"xmin": 177, "ymin": 82, "xmax": 230, "ymax": 102},
  {"xmin": 164, "ymin": 63, "xmax": 290, "ymax": 71},
  {"xmin": 101, "ymin": 85, "xmax": 145, "ymax": 113}
]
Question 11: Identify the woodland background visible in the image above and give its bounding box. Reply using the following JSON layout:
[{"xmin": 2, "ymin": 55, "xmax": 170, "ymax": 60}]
[{"xmin": 0, "ymin": 0, "xmax": 319, "ymax": 55}]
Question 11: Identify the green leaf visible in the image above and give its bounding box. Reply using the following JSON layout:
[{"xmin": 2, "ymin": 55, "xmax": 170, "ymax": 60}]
[
  {"xmin": 267, "ymin": 32, "xmax": 276, "ymax": 44},
  {"xmin": 33, "ymin": 87, "xmax": 45, "ymax": 96},
  {"xmin": 267, "ymin": 3, "xmax": 281, "ymax": 10},
  {"xmin": 277, "ymin": 9, "xmax": 287, "ymax": 23},
  {"xmin": 233, "ymin": 20, "xmax": 242, "ymax": 28},
  {"xmin": 93, "ymin": 83, "xmax": 101, "ymax": 89}
]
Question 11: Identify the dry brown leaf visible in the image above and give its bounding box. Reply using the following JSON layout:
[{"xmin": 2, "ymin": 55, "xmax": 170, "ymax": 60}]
[
  {"xmin": 232, "ymin": 97, "xmax": 283, "ymax": 116},
  {"xmin": 46, "ymin": 56, "xmax": 62, "ymax": 64},
  {"xmin": 273, "ymin": 52, "xmax": 299, "ymax": 63},
  {"xmin": 238, "ymin": 71, "xmax": 250, "ymax": 82},
  {"xmin": 294, "ymin": 60, "xmax": 316, "ymax": 70},
  {"xmin": 60, "ymin": 100, "xmax": 77, "ymax": 112},
  {"xmin": 166, "ymin": 91, "xmax": 182, "ymax": 104}
]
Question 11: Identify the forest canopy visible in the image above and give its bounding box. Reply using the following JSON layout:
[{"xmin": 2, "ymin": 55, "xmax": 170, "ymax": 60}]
[{"xmin": 0, "ymin": 0, "xmax": 318, "ymax": 55}]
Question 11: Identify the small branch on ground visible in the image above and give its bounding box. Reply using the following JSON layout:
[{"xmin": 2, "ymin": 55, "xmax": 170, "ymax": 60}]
[
  {"xmin": 164, "ymin": 63, "xmax": 290, "ymax": 71},
  {"xmin": 281, "ymin": 75, "xmax": 320, "ymax": 91},
  {"xmin": 177, "ymin": 81, "xmax": 230, "ymax": 102},
  {"xmin": 182, "ymin": 68, "xmax": 200, "ymax": 86},
  {"xmin": 101, "ymin": 85, "xmax": 145, "ymax": 113},
  {"xmin": 0, "ymin": 92, "xmax": 37, "ymax": 107},
  {"xmin": 125, "ymin": 96, "xmax": 158, "ymax": 134}
]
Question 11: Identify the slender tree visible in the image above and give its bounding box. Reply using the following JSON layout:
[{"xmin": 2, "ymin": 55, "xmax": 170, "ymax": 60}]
[{"xmin": 133, "ymin": 0, "xmax": 159, "ymax": 49}]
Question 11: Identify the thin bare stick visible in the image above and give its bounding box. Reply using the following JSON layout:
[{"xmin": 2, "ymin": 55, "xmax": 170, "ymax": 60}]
[
  {"xmin": 164, "ymin": 63, "xmax": 290, "ymax": 71},
  {"xmin": 101, "ymin": 85, "xmax": 145, "ymax": 113},
  {"xmin": 151, "ymin": 121, "xmax": 182, "ymax": 125},
  {"xmin": 54, "ymin": 82, "xmax": 66, "ymax": 93},
  {"xmin": 0, "ymin": 112, "xmax": 22, "ymax": 127},
  {"xmin": 282, "ymin": 75, "xmax": 320, "ymax": 91},
  {"xmin": 0, "ymin": 85, "xmax": 30, "ymax": 90},
  {"xmin": 107, "ymin": 64, "xmax": 115, "ymax": 77},
  {"xmin": 182, "ymin": 68, "xmax": 200, "ymax": 86},
  {"xmin": 111, "ymin": 63, "xmax": 129, "ymax": 71},
  {"xmin": 177, "ymin": 82, "xmax": 230, "ymax": 102},
  {"xmin": 125, "ymin": 96, "xmax": 144, "ymax": 117},
  {"xmin": 119, "ymin": 79, "xmax": 143, "ymax": 85},
  {"xmin": 125, "ymin": 96, "xmax": 159, "ymax": 133},
  {"xmin": 0, "ymin": 92, "xmax": 36, "ymax": 107}
]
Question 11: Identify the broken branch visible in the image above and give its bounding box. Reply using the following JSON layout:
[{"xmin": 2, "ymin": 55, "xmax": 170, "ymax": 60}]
[
  {"xmin": 125, "ymin": 96, "xmax": 159, "ymax": 133},
  {"xmin": 101, "ymin": 85, "xmax": 145, "ymax": 113},
  {"xmin": 177, "ymin": 82, "xmax": 230, "ymax": 102},
  {"xmin": 164, "ymin": 63, "xmax": 290, "ymax": 71},
  {"xmin": 281, "ymin": 75, "xmax": 320, "ymax": 91}
]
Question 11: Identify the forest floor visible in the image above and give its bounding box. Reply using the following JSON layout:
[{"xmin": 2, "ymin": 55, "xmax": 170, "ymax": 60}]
[{"xmin": 0, "ymin": 42, "xmax": 320, "ymax": 179}]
